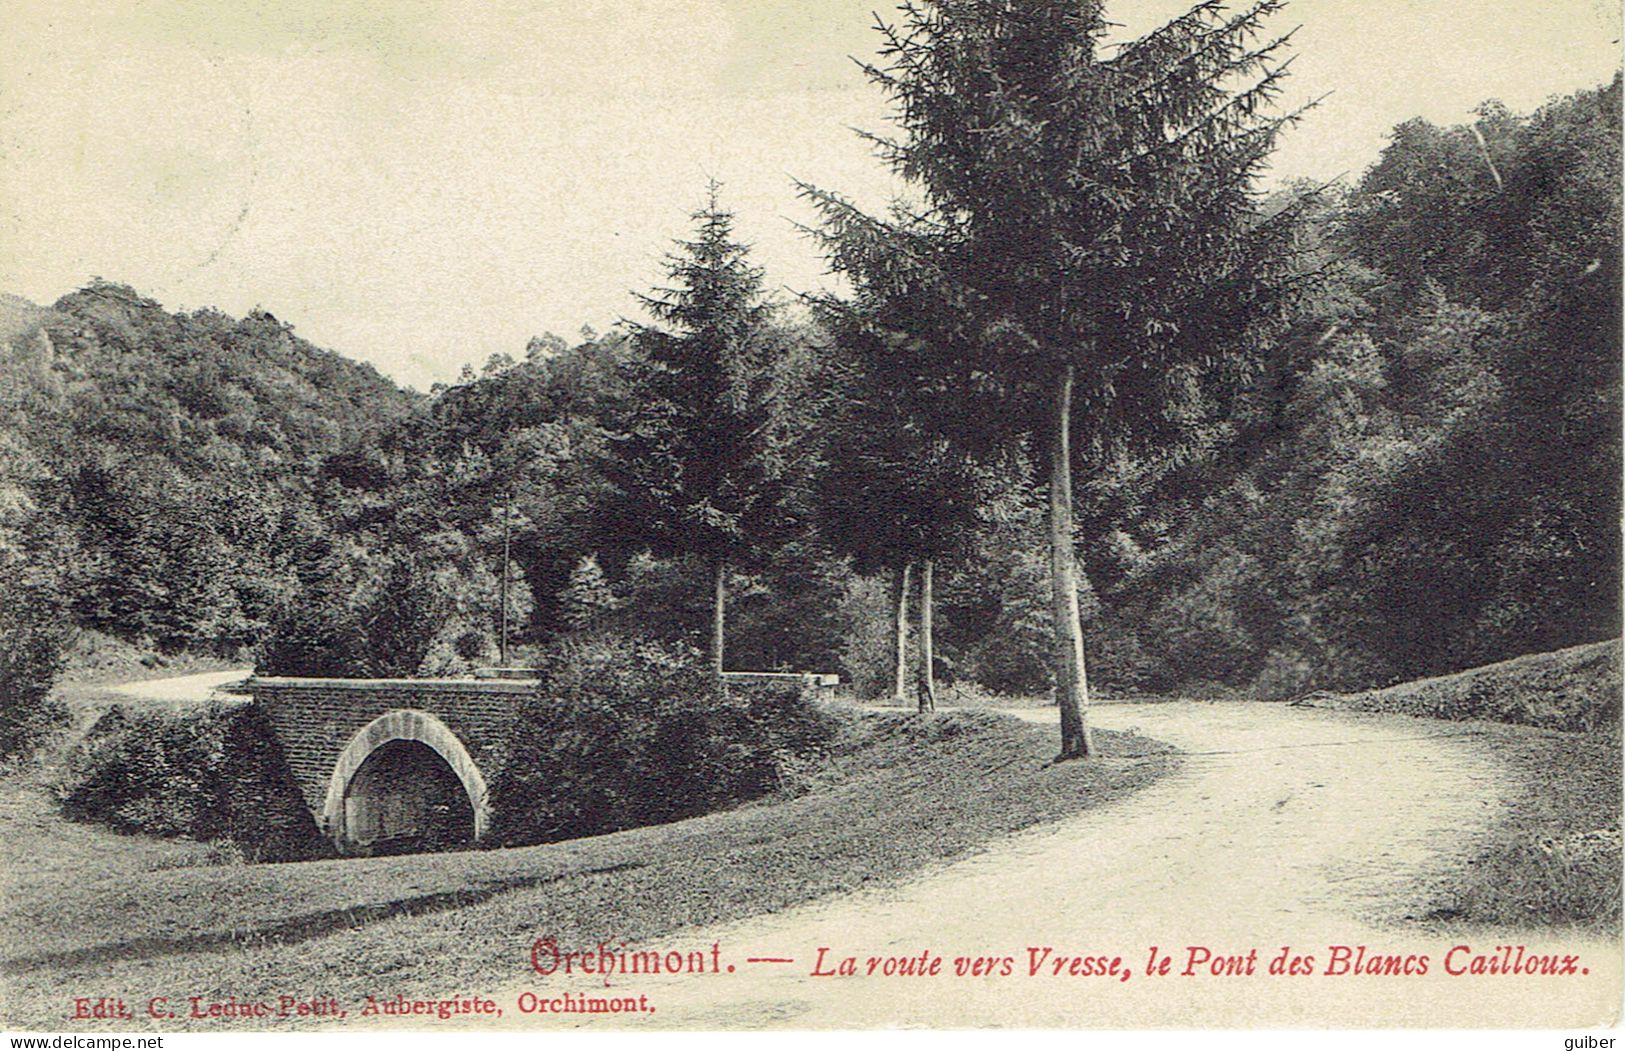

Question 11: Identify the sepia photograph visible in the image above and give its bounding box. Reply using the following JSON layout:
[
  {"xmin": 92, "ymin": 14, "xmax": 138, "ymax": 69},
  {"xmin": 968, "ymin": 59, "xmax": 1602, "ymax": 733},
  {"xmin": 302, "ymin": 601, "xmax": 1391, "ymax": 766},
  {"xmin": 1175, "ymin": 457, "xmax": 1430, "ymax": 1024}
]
[{"xmin": 0, "ymin": 0, "xmax": 1620, "ymax": 1037}]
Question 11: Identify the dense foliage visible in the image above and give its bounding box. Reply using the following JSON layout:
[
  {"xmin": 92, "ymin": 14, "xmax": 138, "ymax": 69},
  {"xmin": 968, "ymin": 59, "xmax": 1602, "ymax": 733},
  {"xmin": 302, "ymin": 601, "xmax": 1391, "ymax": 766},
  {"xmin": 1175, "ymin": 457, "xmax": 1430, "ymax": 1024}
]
[
  {"xmin": 1088, "ymin": 77, "xmax": 1622, "ymax": 695},
  {"xmin": 55, "ymin": 702, "xmax": 326, "ymax": 860},
  {"xmin": 0, "ymin": 583, "xmax": 71, "ymax": 763},
  {"xmin": 0, "ymin": 282, "xmax": 418, "ymax": 662},
  {"xmin": 0, "ymin": 77, "xmax": 1616, "ymax": 706},
  {"xmin": 491, "ymin": 636, "xmax": 838, "ymax": 845}
]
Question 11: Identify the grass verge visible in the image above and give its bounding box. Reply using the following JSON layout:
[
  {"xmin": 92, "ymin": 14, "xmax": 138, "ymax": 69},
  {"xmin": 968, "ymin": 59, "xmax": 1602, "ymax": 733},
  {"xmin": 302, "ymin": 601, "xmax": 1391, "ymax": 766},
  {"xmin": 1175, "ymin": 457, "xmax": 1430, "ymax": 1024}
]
[
  {"xmin": 58, "ymin": 630, "xmax": 244, "ymax": 689},
  {"xmin": 1300, "ymin": 641, "xmax": 1620, "ymax": 933},
  {"xmin": 1402, "ymin": 720, "xmax": 1621, "ymax": 935},
  {"xmin": 0, "ymin": 706, "xmax": 1175, "ymax": 1031},
  {"xmin": 1310, "ymin": 639, "xmax": 1621, "ymax": 733}
]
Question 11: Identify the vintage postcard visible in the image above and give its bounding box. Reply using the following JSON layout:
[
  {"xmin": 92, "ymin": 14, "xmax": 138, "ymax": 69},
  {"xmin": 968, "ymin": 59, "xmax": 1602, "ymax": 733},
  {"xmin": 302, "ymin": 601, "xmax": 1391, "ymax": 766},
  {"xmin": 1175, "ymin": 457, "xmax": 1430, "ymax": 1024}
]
[{"xmin": 0, "ymin": 0, "xmax": 1619, "ymax": 1040}]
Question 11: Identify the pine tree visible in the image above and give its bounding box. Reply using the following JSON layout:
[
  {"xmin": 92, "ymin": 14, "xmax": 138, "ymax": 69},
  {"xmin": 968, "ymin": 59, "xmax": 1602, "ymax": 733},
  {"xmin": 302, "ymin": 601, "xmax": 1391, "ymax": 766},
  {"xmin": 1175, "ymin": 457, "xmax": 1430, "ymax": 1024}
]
[
  {"xmin": 560, "ymin": 554, "xmax": 620, "ymax": 632},
  {"xmin": 803, "ymin": 0, "xmax": 1311, "ymax": 756},
  {"xmin": 612, "ymin": 183, "xmax": 791, "ymax": 676}
]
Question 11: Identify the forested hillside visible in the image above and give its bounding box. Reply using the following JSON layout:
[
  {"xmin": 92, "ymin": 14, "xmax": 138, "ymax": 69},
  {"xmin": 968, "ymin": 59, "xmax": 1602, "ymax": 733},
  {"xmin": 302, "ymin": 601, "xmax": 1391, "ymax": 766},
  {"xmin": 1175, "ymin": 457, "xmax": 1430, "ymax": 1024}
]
[
  {"xmin": 0, "ymin": 283, "xmax": 418, "ymax": 657},
  {"xmin": 1, "ymin": 77, "xmax": 1618, "ymax": 730},
  {"xmin": 1085, "ymin": 77, "xmax": 1621, "ymax": 695}
]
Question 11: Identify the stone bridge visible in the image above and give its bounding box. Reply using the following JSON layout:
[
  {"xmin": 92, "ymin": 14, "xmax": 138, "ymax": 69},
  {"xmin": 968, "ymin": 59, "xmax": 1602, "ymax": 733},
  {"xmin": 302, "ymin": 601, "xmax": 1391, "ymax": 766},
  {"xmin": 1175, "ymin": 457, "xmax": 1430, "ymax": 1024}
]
[
  {"xmin": 246, "ymin": 677, "xmax": 537, "ymax": 854},
  {"xmin": 244, "ymin": 671, "xmax": 836, "ymax": 855}
]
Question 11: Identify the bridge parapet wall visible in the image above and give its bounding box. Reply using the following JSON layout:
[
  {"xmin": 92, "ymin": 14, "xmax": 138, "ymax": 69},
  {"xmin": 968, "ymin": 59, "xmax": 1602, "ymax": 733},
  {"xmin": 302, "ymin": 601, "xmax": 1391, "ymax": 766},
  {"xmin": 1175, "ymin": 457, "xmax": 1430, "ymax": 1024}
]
[{"xmin": 246, "ymin": 677, "xmax": 535, "ymax": 826}]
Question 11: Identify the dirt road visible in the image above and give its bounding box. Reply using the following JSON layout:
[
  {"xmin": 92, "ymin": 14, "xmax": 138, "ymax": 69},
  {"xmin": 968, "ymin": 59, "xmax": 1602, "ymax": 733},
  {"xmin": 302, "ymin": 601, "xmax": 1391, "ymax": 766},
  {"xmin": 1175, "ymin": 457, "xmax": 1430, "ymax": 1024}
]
[
  {"xmin": 103, "ymin": 669, "xmax": 251, "ymax": 709},
  {"xmin": 500, "ymin": 702, "xmax": 1620, "ymax": 1028}
]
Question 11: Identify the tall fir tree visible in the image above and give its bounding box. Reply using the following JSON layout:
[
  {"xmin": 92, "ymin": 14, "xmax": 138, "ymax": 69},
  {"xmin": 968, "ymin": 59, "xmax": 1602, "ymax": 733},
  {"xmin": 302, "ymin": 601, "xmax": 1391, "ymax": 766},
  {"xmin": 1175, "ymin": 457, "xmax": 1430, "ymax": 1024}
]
[
  {"xmin": 803, "ymin": 0, "xmax": 1311, "ymax": 756},
  {"xmin": 611, "ymin": 184, "xmax": 791, "ymax": 675}
]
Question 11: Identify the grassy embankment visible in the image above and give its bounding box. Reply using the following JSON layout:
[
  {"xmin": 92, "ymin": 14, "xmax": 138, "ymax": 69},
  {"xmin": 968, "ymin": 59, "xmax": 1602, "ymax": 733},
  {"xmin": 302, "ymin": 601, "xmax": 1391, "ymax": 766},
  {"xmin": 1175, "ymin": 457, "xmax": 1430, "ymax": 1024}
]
[
  {"xmin": 57, "ymin": 630, "xmax": 244, "ymax": 691},
  {"xmin": 43, "ymin": 631, "xmax": 247, "ymax": 736},
  {"xmin": 1313, "ymin": 640, "xmax": 1621, "ymax": 933},
  {"xmin": 0, "ymin": 704, "xmax": 1174, "ymax": 1031}
]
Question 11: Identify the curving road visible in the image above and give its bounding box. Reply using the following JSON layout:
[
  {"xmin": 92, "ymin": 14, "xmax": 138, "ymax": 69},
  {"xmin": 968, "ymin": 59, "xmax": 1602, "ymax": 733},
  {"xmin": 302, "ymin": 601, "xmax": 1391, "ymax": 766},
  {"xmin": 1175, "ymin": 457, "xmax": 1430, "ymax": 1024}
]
[
  {"xmin": 497, "ymin": 701, "xmax": 1621, "ymax": 1029},
  {"xmin": 105, "ymin": 669, "xmax": 252, "ymax": 707}
]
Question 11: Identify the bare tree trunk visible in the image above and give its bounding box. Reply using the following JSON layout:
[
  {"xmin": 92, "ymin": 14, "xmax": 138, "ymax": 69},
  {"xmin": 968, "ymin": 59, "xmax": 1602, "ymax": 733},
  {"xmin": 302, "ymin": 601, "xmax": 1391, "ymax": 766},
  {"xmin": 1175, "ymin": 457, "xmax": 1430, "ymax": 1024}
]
[
  {"xmin": 499, "ymin": 493, "xmax": 512, "ymax": 666},
  {"xmin": 711, "ymin": 556, "xmax": 726, "ymax": 679},
  {"xmin": 892, "ymin": 561, "xmax": 912, "ymax": 702},
  {"xmin": 916, "ymin": 558, "xmax": 937, "ymax": 713},
  {"xmin": 1049, "ymin": 364, "xmax": 1094, "ymax": 758}
]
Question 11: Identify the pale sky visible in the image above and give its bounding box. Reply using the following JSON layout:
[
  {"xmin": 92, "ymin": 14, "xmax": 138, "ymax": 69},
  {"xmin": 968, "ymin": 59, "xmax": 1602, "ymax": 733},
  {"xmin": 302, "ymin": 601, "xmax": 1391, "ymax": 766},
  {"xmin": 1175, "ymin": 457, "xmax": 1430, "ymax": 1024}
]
[{"xmin": 1, "ymin": 0, "xmax": 1619, "ymax": 390}]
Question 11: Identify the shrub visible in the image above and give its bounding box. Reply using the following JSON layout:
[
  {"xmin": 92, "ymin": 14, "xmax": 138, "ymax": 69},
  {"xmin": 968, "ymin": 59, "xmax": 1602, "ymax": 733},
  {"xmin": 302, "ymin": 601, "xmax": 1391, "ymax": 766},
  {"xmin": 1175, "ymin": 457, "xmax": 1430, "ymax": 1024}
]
[
  {"xmin": 0, "ymin": 586, "xmax": 72, "ymax": 764},
  {"xmin": 1252, "ymin": 647, "xmax": 1319, "ymax": 700},
  {"xmin": 559, "ymin": 554, "xmax": 621, "ymax": 631},
  {"xmin": 256, "ymin": 586, "xmax": 369, "ymax": 677},
  {"xmin": 60, "ymin": 705, "xmax": 222, "ymax": 837},
  {"xmin": 834, "ymin": 572, "xmax": 898, "ymax": 699},
  {"xmin": 55, "ymin": 701, "xmax": 327, "ymax": 861},
  {"xmin": 362, "ymin": 552, "xmax": 456, "ymax": 676},
  {"xmin": 1084, "ymin": 621, "xmax": 1163, "ymax": 695},
  {"xmin": 1456, "ymin": 829, "xmax": 1623, "ymax": 931},
  {"xmin": 257, "ymin": 552, "xmax": 458, "ymax": 678},
  {"xmin": 954, "ymin": 572, "xmax": 1054, "ymax": 697},
  {"xmin": 1140, "ymin": 554, "xmax": 1264, "ymax": 691},
  {"xmin": 491, "ymin": 634, "xmax": 838, "ymax": 846}
]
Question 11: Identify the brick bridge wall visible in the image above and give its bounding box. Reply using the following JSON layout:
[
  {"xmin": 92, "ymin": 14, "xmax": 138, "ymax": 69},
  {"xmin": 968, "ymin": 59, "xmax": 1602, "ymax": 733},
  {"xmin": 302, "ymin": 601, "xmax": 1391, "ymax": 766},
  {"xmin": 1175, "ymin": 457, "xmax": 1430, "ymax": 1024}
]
[{"xmin": 246, "ymin": 677, "xmax": 537, "ymax": 844}]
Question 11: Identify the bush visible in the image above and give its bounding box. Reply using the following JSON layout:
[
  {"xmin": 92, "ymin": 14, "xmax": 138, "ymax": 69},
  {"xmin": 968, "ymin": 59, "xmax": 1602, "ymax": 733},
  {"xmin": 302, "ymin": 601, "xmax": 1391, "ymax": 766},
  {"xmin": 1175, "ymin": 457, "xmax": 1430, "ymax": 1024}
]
[
  {"xmin": 1252, "ymin": 647, "xmax": 1318, "ymax": 700},
  {"xmin": 952, "ymin": 562, "xmax": 1055, "ymax": 697},
  {"xmin": 1458, "ymin": 828, "xmax": 1623, "ymax": 931},
  {"xmin": 60, "ymin": 705, "xmax": 221, "ymax": 837},
  {"xmin": 363, "ymin": 552, "xmax": 456, "ymax": 676},
  {"xmin": 0, "ymin": 586, "xmax": 72, "ymax": 764},
  {"xmin": 1084, "ymin": 621, "xmax": 1163, "ymax": 695},
  {"xmin": 835, "ymin": 572, "xmax": 899, "ymax": 699},
  {"xmin": 491, "ymin": 634, "xmax": 838, "ymax": 846},
  {"xmin": 55, "ymin": 701, "xmax": 327, "ymax": 861},
  {"xmin": 256, "ymin": 586, "xmax": 369, "ymax": 677},
  {"xmin": 258, "ymin": 553, "xmax": 459, "ymax": 678}
]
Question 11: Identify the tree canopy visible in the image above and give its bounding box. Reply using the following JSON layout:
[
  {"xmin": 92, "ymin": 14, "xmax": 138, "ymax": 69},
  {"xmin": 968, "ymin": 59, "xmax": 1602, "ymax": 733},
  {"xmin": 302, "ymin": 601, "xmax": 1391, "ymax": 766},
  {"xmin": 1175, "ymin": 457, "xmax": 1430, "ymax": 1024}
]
[
  {"xmin": 607, "ymin": 185, "xmax": 802, "ymax": 673},
  {"xmin": 802, "ymin": 0, "xmax": 1314, "ymax": 754},
  {"xmin": 0, "ymin": 69, "xmax": 1614, "ymax": 721}
]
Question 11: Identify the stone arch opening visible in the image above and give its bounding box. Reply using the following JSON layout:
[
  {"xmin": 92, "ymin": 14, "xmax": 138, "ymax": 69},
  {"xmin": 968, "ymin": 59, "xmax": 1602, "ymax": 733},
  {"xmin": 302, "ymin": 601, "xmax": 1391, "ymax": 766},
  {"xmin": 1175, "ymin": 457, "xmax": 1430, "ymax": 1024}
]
[
  {"xmin": 343, "ymin": 740, "xmax": 474, "ymax": 853},
  {"xmin": 322, "ymin": 709, "xmax": 489, "ymax": 852}
]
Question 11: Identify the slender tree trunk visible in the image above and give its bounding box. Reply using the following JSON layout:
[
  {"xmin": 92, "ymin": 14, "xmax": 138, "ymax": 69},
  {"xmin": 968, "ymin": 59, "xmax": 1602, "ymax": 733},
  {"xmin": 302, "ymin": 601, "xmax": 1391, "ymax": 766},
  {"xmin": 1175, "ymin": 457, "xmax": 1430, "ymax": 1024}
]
[
  {"xmin": 499, "ymin": 491, "xmax": 512, "ymax": 666},
  {"xmin": 1049, "ymin": 364, "xmax": 1094, "ymax": 758},
  {"xmin": 892, "ymin": 561, "xmax": 912, "ymax": 702},
  {"xmin": 711, "ymin": 556, "xmax": 726, "ymax": 679},
  {"xmin": 916, "ymin": 558, "xmax": 937, "ymax": 713}
]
